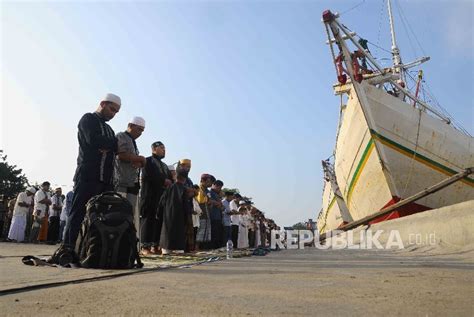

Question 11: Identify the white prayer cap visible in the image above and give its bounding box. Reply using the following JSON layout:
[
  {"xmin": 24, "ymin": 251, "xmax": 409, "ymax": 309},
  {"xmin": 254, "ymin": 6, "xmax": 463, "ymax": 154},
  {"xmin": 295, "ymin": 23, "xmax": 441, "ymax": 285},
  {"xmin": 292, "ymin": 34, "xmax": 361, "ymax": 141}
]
[
  {"xmin": 239, "ymin": 201, "xmax": 246, "ymax": 206},
  {"xmin": 168, "ymin": 164, "xmax": 176, "ymax": 171},
  {"xmin": 130, "ymin": 116, "xmax": 145, "ymax": 128},
  {"xmin": 102, "ymin": 93, "xmax": 121, "ymax": 106},
  {"xmin": 26, "ymin": 187, "xmax": 36, "ymax": 194}
]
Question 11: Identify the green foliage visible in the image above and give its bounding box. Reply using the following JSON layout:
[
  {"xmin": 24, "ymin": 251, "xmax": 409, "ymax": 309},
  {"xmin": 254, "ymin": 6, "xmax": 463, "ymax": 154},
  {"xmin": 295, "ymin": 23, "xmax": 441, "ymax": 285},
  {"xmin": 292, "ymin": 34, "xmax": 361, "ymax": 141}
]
[
  {"xmin": 0, "ymin": 151, "xmax": 29, "ymax": 199},
  {"xmin": 222, "ymin": 188, "xmax": 240, "ymax": 194},
  {"xmin": 292, "ymin": 222, "xmax": 307, "ymax": 230}
]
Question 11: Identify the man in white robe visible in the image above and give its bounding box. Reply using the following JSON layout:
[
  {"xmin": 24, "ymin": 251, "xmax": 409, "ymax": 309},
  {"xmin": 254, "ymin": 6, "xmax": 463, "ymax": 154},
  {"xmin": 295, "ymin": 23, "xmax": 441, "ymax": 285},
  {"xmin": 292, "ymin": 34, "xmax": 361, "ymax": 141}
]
[
  {"xmin": 229, "ymin": 194, "xmax": 241, "ymax": 247},
  {"xmin": 8, "ymin": 187, "xmax": 36, "ymax": 242},
  {"xmin": 237, "ymin": 202, "xmax": 249, "ymax": 249}
]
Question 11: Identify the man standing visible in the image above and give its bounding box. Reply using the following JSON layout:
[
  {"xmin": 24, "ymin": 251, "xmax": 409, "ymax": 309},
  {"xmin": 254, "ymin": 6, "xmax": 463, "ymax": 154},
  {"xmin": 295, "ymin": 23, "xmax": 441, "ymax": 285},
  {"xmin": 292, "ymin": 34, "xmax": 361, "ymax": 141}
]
[
  {"xmin": 24, "ymin": 195, "xmax": 33, "ymax": 241},
  {"xmin": 114, "ymin": 116, "xmax": 146, "ymax": 235},
  {"xmin": 59, "ymin": 190, "xmax": 74, "ymax": 242},
  {"xmin": 48, "ymin": 187, "xmax": 63, "ymax": 243},
  {"xmin": 31, "ymin": 182, "xmax": 52, "ymax": 243},
  {"xmin": 248, "ymin": 206, "xmax": 256, "ymax": 248},
  {"xmin": 195, "ymin": 174, "xmax": 213, "ymax": 250},
  {"xmin": 191, "ymin": 184, "xmax": 202, "ymax": 250},
  {"xmin": 209, "ymin": 179, "xmax": 224, "ymax": 249},
  {"xmin": 159, "ymin": 165, "xmax": 191, "ymax": 255},
  {"xmin": 178, "ymin": 159, "xmax": 195, "ymax": 252},
  {"xmin": 237, "ymin": 201, "xmax": 249, "ymax": 249},
  {"xmin": 139, "ymin": 141, "xmax": 173, "ymax": 255},
  {"xmin": 3, "ymin": 196, "xmax": 16, "ymax": 239},
  {"xmin": 62, "ymin": 93, "xmax": 121, "ymax": 248},
  {"xmin": 8, "ymin": 187, "xmax": 36, "ymax": 242},
  {"xmin": 229, "ymin": 193, "xmax": 241, "ymax": 247},
  {"xmin": 221, "ymin": 191, "xmax": 234, "ymax": 246},
  {"xmin": 0, "ymin": 195, "xmax": 7, "ymax": 240}
]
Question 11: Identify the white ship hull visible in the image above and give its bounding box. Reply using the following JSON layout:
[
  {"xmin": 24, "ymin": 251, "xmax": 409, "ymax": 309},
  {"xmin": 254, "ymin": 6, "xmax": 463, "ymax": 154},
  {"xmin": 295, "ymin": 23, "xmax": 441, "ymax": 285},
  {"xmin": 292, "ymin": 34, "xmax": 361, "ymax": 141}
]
[
  {"xmin": 318, "ymin": 82, "xmax": 474, "ymax": 233},
  {"xmin": 317, "ymin": 180, "xmax": 344, "ymax": 234}
]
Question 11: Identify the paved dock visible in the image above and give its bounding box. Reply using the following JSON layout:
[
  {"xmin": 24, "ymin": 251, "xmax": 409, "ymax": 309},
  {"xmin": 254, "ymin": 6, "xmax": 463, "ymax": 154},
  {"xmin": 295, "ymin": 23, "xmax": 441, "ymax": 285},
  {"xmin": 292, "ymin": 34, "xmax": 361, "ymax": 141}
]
[{"xmin": 0, "ymin": 242, "xmax": 473, "ymax": 316}]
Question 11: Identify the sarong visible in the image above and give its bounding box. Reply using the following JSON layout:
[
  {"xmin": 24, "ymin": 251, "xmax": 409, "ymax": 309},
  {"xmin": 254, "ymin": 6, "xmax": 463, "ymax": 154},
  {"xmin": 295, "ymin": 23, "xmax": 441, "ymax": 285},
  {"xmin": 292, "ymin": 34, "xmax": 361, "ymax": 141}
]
[
  {"xmin": 37, "ymin": 216, "xmax": 48, "ymax": 241},
  {"xmin": 196, "ymin": 218, "xmax": 211, "ymax": 242},
  {"xmin": 8, "ymin": 215, "xmax": 26, "ymax": 242}
]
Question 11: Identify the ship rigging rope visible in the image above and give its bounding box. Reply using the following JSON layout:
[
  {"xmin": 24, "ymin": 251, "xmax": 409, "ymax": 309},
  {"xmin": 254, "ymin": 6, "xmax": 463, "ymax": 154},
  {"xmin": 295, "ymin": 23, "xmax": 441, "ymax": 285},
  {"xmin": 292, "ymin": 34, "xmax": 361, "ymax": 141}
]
[
  {"xmin": 335, "ymin": 0, "xmax": 469, "ymax": 136},
  {"xmin": 422, "ymin": 82, "xmax": 471, "ymax": 136},
  {"xmin": 325, "ymin": 153, "xmax": 335, "ymax": 162},
  {"xmin": 374, "ymin": 0, "xmax": 387, "ymax": 58},
  {"xmin": 394, "ymin": 0, "xmax": 418, "ymax": 61},
  {"xmin": 389, "ymin": 1, "xmax": 471, "ymax": 136},
  {"xmin": 394, "ymin": 0, "xmax": 427, "ymax": 57},
  {"xmin": 405, "ymin": 71, "xmax": 471, "ymax": 136},
  {"xmin": 401, "ymin": 107, "xmax": 423, "ymax": 198},
  {"xmin": 332, "ymin": 94, "xmax": 346, "ymax": 156},
  {"xmin": 341, "ymin": 22, "xmax": 391, "ymax": 67},
  {"xmin": 339, "ymin": 0, "xmax": 366, "ymax": 16}
]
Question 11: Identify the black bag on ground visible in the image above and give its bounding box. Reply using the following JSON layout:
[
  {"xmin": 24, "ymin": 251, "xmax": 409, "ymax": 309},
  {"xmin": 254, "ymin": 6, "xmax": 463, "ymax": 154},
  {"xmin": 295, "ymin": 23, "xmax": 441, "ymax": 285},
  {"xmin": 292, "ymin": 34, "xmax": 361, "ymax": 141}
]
[{"xmin": 75, "ymin": 191, "xmax": 143, "ymax": 269}]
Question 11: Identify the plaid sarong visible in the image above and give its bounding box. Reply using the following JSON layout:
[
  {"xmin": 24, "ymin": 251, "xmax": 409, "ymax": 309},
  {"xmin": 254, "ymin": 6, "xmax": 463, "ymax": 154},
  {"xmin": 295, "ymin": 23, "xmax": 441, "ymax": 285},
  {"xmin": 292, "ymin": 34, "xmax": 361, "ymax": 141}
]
[{"xmin": 196, "ymin": 204, "xmax": 211, "ymax": 242}]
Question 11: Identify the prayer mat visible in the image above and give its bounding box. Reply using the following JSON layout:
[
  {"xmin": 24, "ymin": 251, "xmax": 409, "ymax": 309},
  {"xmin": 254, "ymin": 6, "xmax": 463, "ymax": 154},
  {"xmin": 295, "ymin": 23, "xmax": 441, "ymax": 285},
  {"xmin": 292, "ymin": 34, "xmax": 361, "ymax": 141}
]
[{"xmin": 140, "ymin": 248, "xmax": 254, "ymax": 268}]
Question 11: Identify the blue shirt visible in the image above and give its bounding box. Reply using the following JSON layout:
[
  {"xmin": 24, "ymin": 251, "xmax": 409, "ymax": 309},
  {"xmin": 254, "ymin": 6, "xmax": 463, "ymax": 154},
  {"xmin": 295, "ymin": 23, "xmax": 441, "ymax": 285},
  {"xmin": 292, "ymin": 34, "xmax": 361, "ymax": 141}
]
[{"xmin": 209, "ymin": 190, "xmax": 222, "ymax": 221}]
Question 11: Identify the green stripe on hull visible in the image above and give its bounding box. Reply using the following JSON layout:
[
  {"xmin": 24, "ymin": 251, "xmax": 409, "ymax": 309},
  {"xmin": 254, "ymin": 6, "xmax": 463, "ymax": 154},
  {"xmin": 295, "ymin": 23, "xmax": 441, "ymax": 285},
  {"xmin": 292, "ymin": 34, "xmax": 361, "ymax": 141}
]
[
  {"xmin": 345, "ymin": 138, "xmax": 375, "ymax": 202},
  {"xmin": 370, "ymin": 129, "xmax": 474, "ymax": 186}
]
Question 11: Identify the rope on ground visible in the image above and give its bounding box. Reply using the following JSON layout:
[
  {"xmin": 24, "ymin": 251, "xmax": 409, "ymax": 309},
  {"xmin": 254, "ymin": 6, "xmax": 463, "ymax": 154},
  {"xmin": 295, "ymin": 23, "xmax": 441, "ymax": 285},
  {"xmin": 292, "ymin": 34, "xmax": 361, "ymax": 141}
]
[{"xmin": 0, "ymin": 256, "xmax": 222, "ymax": 297}]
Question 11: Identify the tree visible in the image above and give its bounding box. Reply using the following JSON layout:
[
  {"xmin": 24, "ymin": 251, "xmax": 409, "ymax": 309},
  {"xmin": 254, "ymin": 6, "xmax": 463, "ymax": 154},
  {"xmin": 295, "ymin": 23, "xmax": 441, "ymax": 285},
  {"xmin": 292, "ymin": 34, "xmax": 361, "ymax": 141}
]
[
  {"xmin": 292, "ymin": 222, "xmax": 307, "ymax": 230},
  {"xmin": 0, "ymin": 151, "xmax": 29, "ymax": 199},
  {"xmin": 222, "ymin": 188, "xmax": 240, "ymax": 194}
]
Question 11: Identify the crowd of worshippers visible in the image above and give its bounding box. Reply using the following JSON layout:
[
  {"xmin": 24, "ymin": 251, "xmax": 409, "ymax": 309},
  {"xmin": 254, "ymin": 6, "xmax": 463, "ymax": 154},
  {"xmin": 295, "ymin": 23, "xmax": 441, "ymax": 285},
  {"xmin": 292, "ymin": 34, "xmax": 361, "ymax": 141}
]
[
  {"xmin": 0, "ymin": 184, "xmax": 71, "ymax": 245},
  {"xmin": 1, "ymin": 93, "xmax": 279, "ymax": 255}
]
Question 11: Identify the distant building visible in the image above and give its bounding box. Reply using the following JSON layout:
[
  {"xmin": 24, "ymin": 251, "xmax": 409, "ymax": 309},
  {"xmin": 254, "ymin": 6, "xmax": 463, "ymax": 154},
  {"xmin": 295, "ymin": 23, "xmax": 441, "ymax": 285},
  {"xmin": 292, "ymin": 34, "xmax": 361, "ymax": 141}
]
[{"xmin": 306, "ymin": 219, "xmax": 316, "ymax": 230}]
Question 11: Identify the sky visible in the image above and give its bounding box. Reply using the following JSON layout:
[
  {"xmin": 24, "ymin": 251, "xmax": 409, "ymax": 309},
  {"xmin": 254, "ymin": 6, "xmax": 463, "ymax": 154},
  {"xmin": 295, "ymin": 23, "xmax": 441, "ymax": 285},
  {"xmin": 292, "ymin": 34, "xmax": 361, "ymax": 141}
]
[{"xmin": 1, "ymin": 0, "xmax": 473, "ymax": 227}]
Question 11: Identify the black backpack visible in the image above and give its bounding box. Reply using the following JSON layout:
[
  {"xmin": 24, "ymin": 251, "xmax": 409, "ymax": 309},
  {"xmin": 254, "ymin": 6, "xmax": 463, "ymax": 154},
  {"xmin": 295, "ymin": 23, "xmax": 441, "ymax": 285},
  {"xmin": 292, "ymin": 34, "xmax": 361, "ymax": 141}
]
[{"xmin": 75, "ymin": 192, "xmax": 143, "ymax": 269}]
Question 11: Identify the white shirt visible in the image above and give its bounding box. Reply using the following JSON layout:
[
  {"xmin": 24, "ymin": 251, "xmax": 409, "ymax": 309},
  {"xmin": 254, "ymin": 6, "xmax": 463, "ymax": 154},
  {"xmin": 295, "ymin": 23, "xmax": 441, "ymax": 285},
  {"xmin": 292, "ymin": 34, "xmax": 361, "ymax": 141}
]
[
  {"xmin": 229, "ymin": 200, "xmax": 240, "ymax": 225},
  {"xmin": 49, "ymin": 195, "xmax": 63, "ymax": 218},
  {"xmin": 238, "ymin": 207, "xmax": 249, "ymax": 227},
  {"xmin": 13, "ymin": 192, "xmax": 32, "ymax": 217},
  {"xmin": 34, "ymin": 190, "xmax": 51, "ymax": 218},
  {"xmin": 60, "ymin": 202, "xmax": 68, "ymax": 221},
  {"xmin": 192, "ymin": 198, "xmax": 202, "ymax": 228}
]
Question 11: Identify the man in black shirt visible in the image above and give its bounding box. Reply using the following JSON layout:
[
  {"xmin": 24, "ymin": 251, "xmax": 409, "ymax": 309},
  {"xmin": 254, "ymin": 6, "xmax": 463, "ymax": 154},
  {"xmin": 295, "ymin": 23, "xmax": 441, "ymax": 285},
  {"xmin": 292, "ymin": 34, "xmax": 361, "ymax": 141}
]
[
  {"xmin": 139, "ymin": 141, "xmax": 173, "ymax": 255},
  {"xmin": 62, "ymin": 93, "xmax": 121, "ymax": 247}
]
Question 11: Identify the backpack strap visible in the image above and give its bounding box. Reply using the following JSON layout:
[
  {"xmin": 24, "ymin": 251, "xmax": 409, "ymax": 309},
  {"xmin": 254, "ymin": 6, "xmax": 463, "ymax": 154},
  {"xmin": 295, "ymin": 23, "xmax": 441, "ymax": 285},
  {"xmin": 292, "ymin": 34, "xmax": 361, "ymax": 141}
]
[
  {"xmin": 93, "ymin": 221, "xmax": 111, "ymax": 269},
  {"xmin": 109, "ymin": 222, "xmax": 129, "ymax": 268}
]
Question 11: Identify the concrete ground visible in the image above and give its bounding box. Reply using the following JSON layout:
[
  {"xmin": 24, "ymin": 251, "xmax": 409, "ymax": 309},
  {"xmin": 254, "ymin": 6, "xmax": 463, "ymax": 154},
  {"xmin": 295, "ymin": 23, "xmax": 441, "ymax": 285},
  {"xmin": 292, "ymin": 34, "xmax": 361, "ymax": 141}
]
[{"xmin": 0, "ymin": 242, "xmax": 473, "ymax": 316}]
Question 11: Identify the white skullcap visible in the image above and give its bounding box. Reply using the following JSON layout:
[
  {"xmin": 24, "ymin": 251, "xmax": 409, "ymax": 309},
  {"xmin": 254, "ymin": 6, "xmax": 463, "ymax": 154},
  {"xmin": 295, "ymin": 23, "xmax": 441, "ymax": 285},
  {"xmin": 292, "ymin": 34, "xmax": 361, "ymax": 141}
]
[
  {"xmin": 239, "ymin": 201, "xmax": 246, "ymax": 206},
  {"xmin": 102, "ymin": 93, "xmax": 121, "ymax": 106},
  {"xmin": 26, "ymin": 187, "xmax": 37, "ymax": 194},
  {"xmin": 168, "ymin": 165, "xmax": 176, "ymax": 171},
  {"xmin": 130, "ymin": 116, "xmax": 145, "ymax": 128}
]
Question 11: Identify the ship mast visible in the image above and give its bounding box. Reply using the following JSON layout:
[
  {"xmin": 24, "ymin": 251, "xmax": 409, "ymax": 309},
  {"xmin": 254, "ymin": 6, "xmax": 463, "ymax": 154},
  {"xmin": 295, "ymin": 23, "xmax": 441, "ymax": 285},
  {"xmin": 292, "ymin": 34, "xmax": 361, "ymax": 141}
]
[
  {"xmin": 322, "ymin": 10, "xmax": 449, "ymax": 124},
  {"xmin": 387, "ymin": 0, "xmax": 404, "ymax": 82}
]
